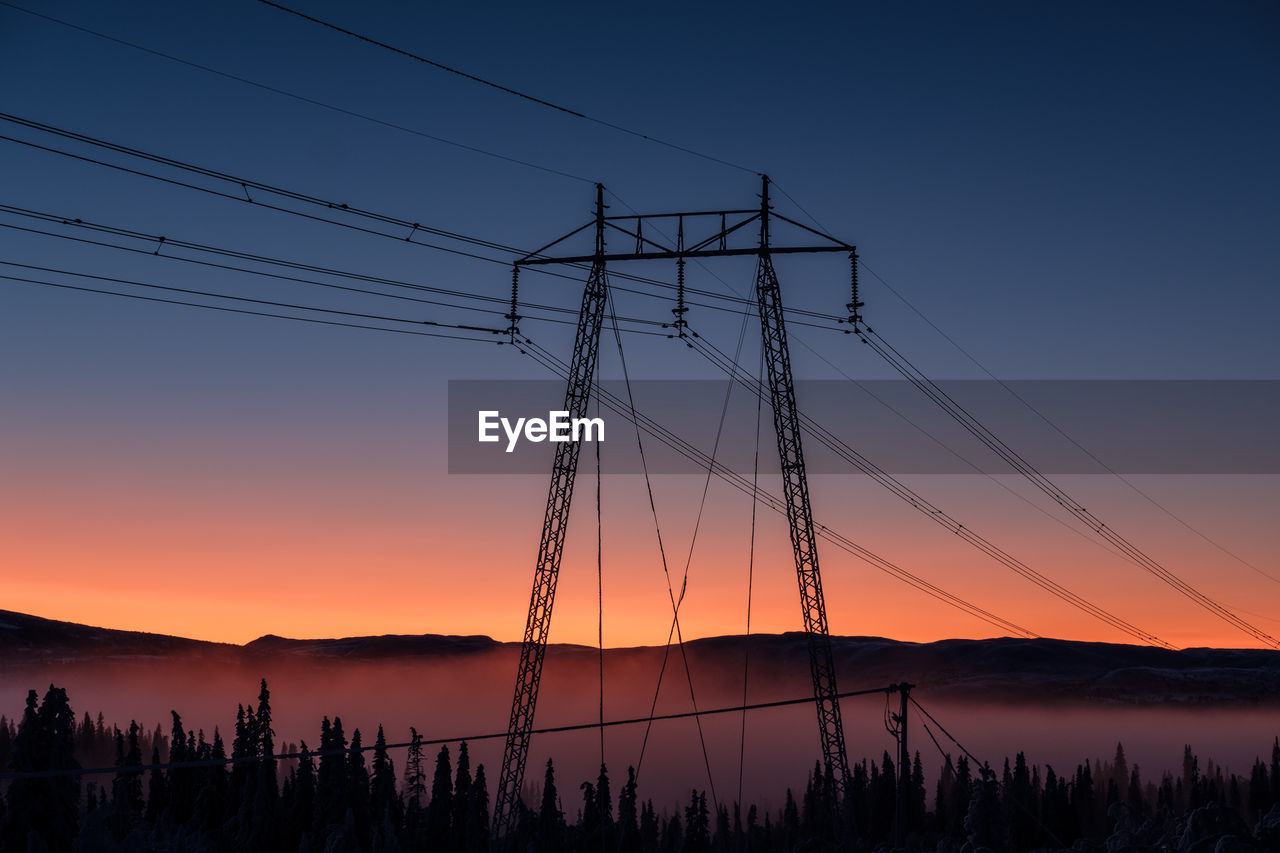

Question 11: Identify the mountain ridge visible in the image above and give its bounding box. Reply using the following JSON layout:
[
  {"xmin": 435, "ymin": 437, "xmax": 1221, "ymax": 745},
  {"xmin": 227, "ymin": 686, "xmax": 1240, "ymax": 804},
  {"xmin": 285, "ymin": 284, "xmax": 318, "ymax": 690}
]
[{"xmin": 3, "ymin": 609, "xmax": 1278, "ymax": 705}]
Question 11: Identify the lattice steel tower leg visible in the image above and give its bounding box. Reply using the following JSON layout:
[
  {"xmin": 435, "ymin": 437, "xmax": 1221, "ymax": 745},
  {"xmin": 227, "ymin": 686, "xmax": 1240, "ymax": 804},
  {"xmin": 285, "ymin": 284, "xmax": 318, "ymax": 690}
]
[
  {"xmin": 492, "ymin": 185, "xmax": 609, "ymax": 839},
  {"xmin": 754, "ymin": 175, "xmax": 851, "ymax": 793}
]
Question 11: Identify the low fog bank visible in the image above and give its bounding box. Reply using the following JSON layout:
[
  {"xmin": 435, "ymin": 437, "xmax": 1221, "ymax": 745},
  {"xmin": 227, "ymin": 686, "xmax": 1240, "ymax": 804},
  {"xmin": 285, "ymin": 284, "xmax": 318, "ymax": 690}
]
[{"xmin": 3, "ymin": 634, "xmax": 1279, "ymax": 810}]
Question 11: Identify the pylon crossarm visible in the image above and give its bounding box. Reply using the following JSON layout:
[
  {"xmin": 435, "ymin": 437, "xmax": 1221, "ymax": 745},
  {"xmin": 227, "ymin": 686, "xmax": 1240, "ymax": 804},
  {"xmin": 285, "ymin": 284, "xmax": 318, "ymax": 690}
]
[
  {"xmin": 517, "ymin": 220, "xmax": 596, "ymax": 264},
  {"xmin": 767, "ymin": 210, "xmax": 852, "ymax": 247},
  {"xmin": 516, "ymin": 202, "xmax": 850, "ymax": 267},
  {"xmin": 517, "ymin": 244, "xmax": 850, "ymax": 265}
]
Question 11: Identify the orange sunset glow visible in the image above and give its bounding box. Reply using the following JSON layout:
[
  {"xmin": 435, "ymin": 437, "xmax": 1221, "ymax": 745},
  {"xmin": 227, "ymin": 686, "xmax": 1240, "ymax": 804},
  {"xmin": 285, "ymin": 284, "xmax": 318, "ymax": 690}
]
[
  {"xmin": 4, "ymin": 3, "xmax": 1280, "ymax": 852},
  {"xmin": 4, "ymin": 396, "xmax": 1276, "ymax": 649}
]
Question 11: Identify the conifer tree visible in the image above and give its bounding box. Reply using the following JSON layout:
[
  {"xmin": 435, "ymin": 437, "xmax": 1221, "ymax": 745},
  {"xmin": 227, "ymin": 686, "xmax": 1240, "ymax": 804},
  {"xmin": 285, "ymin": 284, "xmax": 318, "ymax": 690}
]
[
  {"xmin": 683, "ymin": 789, "xmax": 710, "ymax": 853},
  {"xmin": 801, "ymin": 760, "xmax": 823, "ymax": 838},
  {"xmin": 903, "ymin": 750, "xmax": 924, "ymax": 835},
  {"xmin": 289, "ymin": 742, "xmax": 317, "ymax": 852},
  {"xmin": 189, "ymin": 727, "xmax": 229, "ymax": 834},
  {"xmin": 965, "ymin": 765, "xmax": 1007, "ymax": 853},
  {"xmin": 1250, "ymin": 759, "xmax": 1270, "ymax": 818},
  {"xmin": 146, "ymin": 743, "xmax": 169, "ymax": 823},
  {"xmin": 1008, "ymin": 751, "xmax": 1034, "ymax": 850},
  {"xmin": 404, "ymin": 727, "xmax": 427, "ymax": 825},
  {"xmin": 369, "ymin": 726, "xmax": 393, "ymax": 813},
  {"xmin": 597, "ymin": 763, "xmax": 614, "ymax": 831},
  {"xmin": 747, "ymin": 804, "xmax": 763, "ymax": 852},
  {"xmin": 781, "ymin": 788, "xmax": 800, "ymax": 850},
  {"xmin": 1, "ymin": 686, "xmax": 81, "ymax": 852},
  {"xmin": 1271, "ymin": 737, "xmax": 1280, "ymax": 806},
  {"xmin": 426, "ymin": 744, "xmax": 452, "ymax": 851},
  {"xmin": 108, "ymin": 721, "xmax": 145, "ymax": 840},
  {"xmin": 850, "ymin": 758, "xmax": 870, "ymax": 838},
  {"xmin": 74, "ymin": 711, "xmax": 94, "ymax": 765},
  {"xmin": 167, "ymin": 710, "xmax": 194, "ymax": 825},
  {"xmin": 1113, "ymin": 742, "xmax": 1129, "ymax": 792},
  {"xmin": 347, "ymin": 727, "xmax": 373, "ymax": 842},
  {"xmin": 1042, "ymin": 765, "xmax": 1073, "ymax": 844},
  {"xmin": 639, "ymin": 799, "xmax": 659, "ymax": 853},
  {"xmin": 466, "ymin": 763, "xmax": 490, "ymax": 853},
  {"xmin": 255, "ymin": 680, "xmax": 278, "ymax": 818},
  {"xmin": 538, "ymin": 758, "xmax": 564, "ymax": 850},
  {"xmin": 450, "ymin": 741, "xmax": 472, "ymax": 852},
  {"xmin": 315, "ymin": 716, "xmax": 350, "ymax": 832},
  {"xmin": 661, "ymin": 813, "xmax": 682, "ymax": 853},
  {"xmin": 1072, "ymin": 762, "xmax": 1096, "ymax": 838},
  {"xmin": 617, "ymin": 765, "xmax": 639, "ymax": 853},
  {"xmin": 580, "ymin": 779, "xmax": 599, "ymax": 847},
  {"xmin": 713, "ymin": 803, "xmax": 729, "ymax": 853}
]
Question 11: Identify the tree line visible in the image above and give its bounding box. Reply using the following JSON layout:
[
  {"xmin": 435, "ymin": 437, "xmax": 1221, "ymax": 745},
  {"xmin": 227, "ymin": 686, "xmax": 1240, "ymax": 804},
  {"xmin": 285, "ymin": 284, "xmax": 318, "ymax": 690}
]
[{"xmin": 2, "ymin": 682, "xmax": 1280, "ymax": 851}]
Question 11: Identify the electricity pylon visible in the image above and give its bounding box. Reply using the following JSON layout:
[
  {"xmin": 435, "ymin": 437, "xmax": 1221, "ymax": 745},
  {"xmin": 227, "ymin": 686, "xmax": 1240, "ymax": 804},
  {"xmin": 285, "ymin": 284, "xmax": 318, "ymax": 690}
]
[{"xmin": 492, "ymin": 176, "xmax": 857, "ymax": 839}]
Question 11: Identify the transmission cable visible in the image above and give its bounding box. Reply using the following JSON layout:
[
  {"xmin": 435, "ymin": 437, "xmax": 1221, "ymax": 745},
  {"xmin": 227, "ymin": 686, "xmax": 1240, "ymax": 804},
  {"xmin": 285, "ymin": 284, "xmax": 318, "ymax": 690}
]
[
  {"xmin": 0, "ymin": 209, "xmax": 670, "ymax": 334},
  {"xmin": 521, "ymin": 333, "xmax": 1035, "ymax": 640},
  {"xmin": 511, "ymin": 335, "xmax": 1036, "ymax": 638},
  {"xmin": 0, "ymin": 2, "xmax": 595, "ymax": 184},
  {"xmin": 737, "ymin": 344, "xmax": 764, "ymax": 810},
  {"xmin": 0, "ymin": 121, "xmax": 848, "ymax": 330},
  {"xmin": 604, "ymin": 290, "xmax": 717, "ymax": 807},
  {"xmin": 1, "ymin": 273, "xmax": 501, "ymax": 344},
  {"xmin": 860, "ymin": 326, "xmax": 1277, "ymax": 648},
  {"xmin": 596, "ymin": 380, "xmax": 606, "ymax": 778},
  {"xmin": 0, "ymin": 259, "xmax": 505, "ymax": 338},
  {"xmin": 783, "ymin": 323, "xmax": 1140, "ymax": 568},
  {"xmin": 684, "ymin": 328, "xmax": 1171, "ymax": 648},
  {"xmin": 256, "ymin": 0, "xmax": 759, "ymax": 176},
  {"xmin": 768, "ymin": 180, "xmax": 1276, "ymax": 640},
  {"xmin": 862, "ymin": 262, "xmax": 1280, "ymax": 587},
  {"xmin": 908, "ymin": 695, "xmax": 1068, "ymax": 849},
  {"xmin": 0, "ymin": 684, "xmax": 899, "ymax": 783}
]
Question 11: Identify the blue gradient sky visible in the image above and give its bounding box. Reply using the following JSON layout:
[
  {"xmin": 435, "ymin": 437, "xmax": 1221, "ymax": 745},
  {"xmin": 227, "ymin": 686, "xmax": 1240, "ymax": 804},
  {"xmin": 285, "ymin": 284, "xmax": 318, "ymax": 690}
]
[{"xmin": 1, "ymin": 0, "xmax": 1277, "ymax": 647}]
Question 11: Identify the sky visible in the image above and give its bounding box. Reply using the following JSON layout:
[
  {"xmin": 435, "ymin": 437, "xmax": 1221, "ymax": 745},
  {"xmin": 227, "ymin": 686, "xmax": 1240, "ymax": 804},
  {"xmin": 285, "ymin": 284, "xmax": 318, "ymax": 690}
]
[{"xmin": 1, "ymin": 0, "xmax": 1278, "ymax": 651}]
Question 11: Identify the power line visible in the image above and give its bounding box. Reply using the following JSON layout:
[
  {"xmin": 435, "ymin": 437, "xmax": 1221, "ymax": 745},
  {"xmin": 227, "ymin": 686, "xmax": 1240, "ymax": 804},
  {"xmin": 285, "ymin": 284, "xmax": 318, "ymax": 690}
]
[
  {"xmin": 0, "ymin": 683, "xmax": 900, "ymax": 782},
  {"xmin": 767, "ymin": 181, "xmax": 1278, "ymax": 640},
  {"xmin": 0, "ymin": 259, "xmax": 501, "ymax": 334},
  {"xmin": 737, "ymin": 343, "xmax": 765, "ymax": 808},
  {"xmin": 0, "ymin": 207, "xmax": 670, "ymax": 333},
  {"xmin": 257, "ymin": 0, "xmax": 760, "ymax": 176},
  {"xmin": 685, "ymin": 329, "xmax": 1171, "ymax": 648},
  {"xmin": 5, "ymin": 111, "xmax": 1134, "ymax": 643},
  {"xmin": 857, "ymin": 264, "xmax": 1280, "ymax": 589},
  {"xmin": 1, "ymin": 244, "xmax": 674, "ymax": 342},
  {"xmin": 513, "ymin": 335, "xmax": 1037, "ymax": 639},
  {"xmin": 782, "ymin": 325, "xmax": 1142, "ymax": 569},
  {"xmin": 0, "ymin": 114, "xmax": 846, "ymax": 327},
  {"xmin": 606, "ymin": 291, "xmax": 718, "ymax": 808},
  {"xmin": 11, "ymin": 0, "xmax": 1256, "ymax": 657},
  {"xmin": 1, "ymin": 273, "xmax": 501, "ymax": 344},
  {"xmin": 909, "ymin": 695, "xmax": 1069, "ymax": 849},
  {"xmin": 3, "ymin": 4, "xmax": 847, "ymax": 350},
  {"xmin": 0, "ymin": 1, "xmax": 596, "ymax": 184},
  {"xmin": 0, "ymin": 125, "xmax": 519, "ymax": 266},
  {"xmin": 859, "ymin": 326, "xmax": 1278, "ymax": 648},
  {"xmin": 5, "ymin": 89, "xmax": 1196, "ymax": 648}
]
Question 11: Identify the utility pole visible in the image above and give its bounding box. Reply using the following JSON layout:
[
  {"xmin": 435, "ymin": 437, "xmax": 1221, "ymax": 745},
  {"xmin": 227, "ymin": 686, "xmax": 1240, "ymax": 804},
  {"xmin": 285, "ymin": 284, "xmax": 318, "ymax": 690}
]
[
  {"xmin": 492, "ymin": 178, "xmax": 859, "ymax": 840},
  {"xmin": 887, "ymin": 681, "xmax": 914, "ymax": 848}
]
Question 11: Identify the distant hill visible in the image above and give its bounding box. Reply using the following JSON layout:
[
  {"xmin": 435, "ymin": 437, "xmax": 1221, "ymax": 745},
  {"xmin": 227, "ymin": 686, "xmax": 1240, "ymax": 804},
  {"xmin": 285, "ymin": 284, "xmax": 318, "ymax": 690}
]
[
  {"xmin": 2, "ymin": 609, "xmax": 1278, "ymax": 705},
  {"xmin": 0, "ymin": 609, "xmax": 235, "ymax": 660}
]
